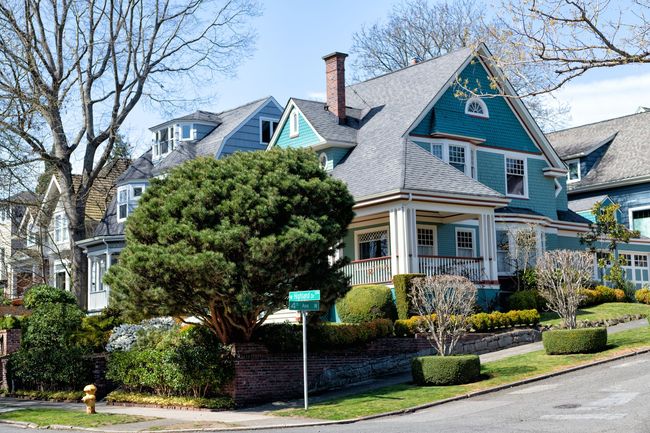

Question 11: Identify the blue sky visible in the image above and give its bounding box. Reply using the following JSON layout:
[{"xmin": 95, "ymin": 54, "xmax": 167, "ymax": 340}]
[{"xmin": 118, "ymin": 0, "xmax": 650, "ymax": 155}]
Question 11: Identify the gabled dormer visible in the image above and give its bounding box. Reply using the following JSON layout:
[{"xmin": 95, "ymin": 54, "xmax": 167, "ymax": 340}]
[{"xmin": 149, "ymin": 111, "xmax": 221, "ymax": 161}]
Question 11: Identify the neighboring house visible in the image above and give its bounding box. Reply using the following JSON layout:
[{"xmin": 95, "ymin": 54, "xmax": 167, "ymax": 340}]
[
  {"xmin": 78, "ymin": 96, "xmax": 283, "ymax": 312},
  {"xmin": 0, "ymin": 191, "xmax": 38, "ymax": 298},
  {"xmin": 11, "ymin": 159, "xmax": 129, "ymax": 304},
  {"xmin": 548, "ymin": 110, "xmax": 650, "ymax": 287},
  {"xmin": 269, "ymin": 45, "xmax": 639, "ymax": 305}
]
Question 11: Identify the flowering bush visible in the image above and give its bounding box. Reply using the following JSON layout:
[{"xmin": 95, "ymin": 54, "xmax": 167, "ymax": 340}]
[{"xmin": 106, "ymin": 317, "xmax": 176, "ymax": 352}]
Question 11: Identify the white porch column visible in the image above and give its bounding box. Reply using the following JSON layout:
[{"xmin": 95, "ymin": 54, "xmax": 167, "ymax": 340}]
[
  {"xmin": 478, "ymin": 212, "xmax": 498, "ymax": 282},
  {"xmin": 390, "ymin": 205, "xmax": 418, "ymax": 276}
]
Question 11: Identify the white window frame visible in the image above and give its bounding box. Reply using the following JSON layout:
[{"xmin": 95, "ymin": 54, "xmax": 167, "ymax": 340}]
[
  {"xmin": 566, "ymin": 158, "xmax": 581, "ymax": 183},
  {"xmin": 117, "ymin": 186, "xmax": 129, "ymax": 223},
  {"xmin": 416, "ymin": 225, "xmax": 438, "ymax": 257},
  {"xmin": 52, "ymin": 212, "xmax": 69, "ymax": 244},
  {"xmin": 420, "ymin": 139, "xmax": 473, "ymax": 178},
  {"xmin": 504, "ymin": 156, "xmax": 528, "ymax": 199},
  {"xmin": 455, "ymin": 228, "xmax": 476, "ymax": 257},
  {"xmin": 89, "ymin": 255, "xmax": 107, "ymax": 293},
  {"xmin": 464, "ymin": 97, "xmax": 489, "ymax": 119},
  {"xmin": 629, "ymin": 205, "xmax": 650, "ymax": 234},
  {"xmin": 354, "ymin": 226, "xmax": 390, "ymax": 260},
  {"xmin": 179, "ymin": 123, "xmax": 193, "ymax": 141},
  {"xmin": 259, "ymin": 117, "xmax": 280, "ymax": 144},
  {"xmin": 319, "ymin": 152, "xmax": 332, "ymax": 171},
  {"xmin": 289, "ymin": 111, "xmax": 300, "ymax": 138},
  {"xmin": 117, "ymin": 184, "xmax": 146, "ymax": 222}
]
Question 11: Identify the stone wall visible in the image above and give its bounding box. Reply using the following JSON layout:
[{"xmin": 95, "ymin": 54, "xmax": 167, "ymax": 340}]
[{"xmin": 227, "ymin": 328, "xmax": 541, "ymax": 406}]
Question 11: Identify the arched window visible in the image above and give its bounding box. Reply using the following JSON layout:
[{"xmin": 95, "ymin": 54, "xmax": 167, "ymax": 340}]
[
  {"xmin": 465, "ymin": 97, "xmax": 489, "ymax": 118},
  {"xmin": 319, "ymin": 152, "xmax": 330, "ymax": 171}
]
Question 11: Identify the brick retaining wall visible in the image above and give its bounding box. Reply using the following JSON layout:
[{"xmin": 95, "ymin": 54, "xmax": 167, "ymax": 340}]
[{"xmin": 227, "ymin": 328, "xmax": 541, "ymax": 406}]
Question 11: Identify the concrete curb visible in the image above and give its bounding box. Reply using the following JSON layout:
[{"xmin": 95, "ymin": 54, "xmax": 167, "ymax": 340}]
[{"xmin": 2, "ymin": 346, "xmax": 650, "ymax": 432}]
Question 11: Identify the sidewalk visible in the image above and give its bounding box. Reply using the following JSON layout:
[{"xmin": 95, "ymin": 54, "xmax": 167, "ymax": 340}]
[{"xmin": 0, "ymin": 319, "xmax": 646, "ymax": 431}]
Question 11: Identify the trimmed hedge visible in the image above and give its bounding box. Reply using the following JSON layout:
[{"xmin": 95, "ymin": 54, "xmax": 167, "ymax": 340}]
[
  {"xmin": 635, "ymin": 288, "xmax": 650, "ymax": 304},
  {"xmin": 336, "ymin": 285, "xmax": 397, "ymax": 323},
  {"xmin": 508, "ymin": 290, "xmax": 546, "ymax": 311},
  {"xmin": 542, "ymin": 327, "xmax": 608, "ymax": 355},
  {"xmin": 254, "ymin": 318, "xmax": 394, "ymax": 352},
  {"xmin": 411, "ymin": 355, "xmax": 481, "ymax": 386},
  {"xmin": 392, "ymin": 274, "xmax": 425, "ymax": 320},
  {"xmin": 394, "ymin": 309, "xmax": 540, "ymax": 337},
  {"xmin": 581, "ymin": 286, "xmax": 626, "ymax": 307}
]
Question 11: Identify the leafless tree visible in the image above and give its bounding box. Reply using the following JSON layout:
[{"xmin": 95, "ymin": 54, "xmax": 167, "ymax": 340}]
[
  {"xmin": 0, "ymin": 0, "xmax": 259, "ymax": 307},
  {"xmin": 410, "ymin": 275, "xmax": 477, "ymax": 356},
  {"xmin": 489, "ymin": 0, "xmax": 650, "ymax": 96},
  {"xmin": 537, "ymin": 250, "xmax": 593, "ymax": 329},
  {"xmin": 503, "ymin": 224, "xmax": 540, "ymax": 290},
  {"xmin": 350, "ymin": 0, "xmax": 568, "ymax": 130}
]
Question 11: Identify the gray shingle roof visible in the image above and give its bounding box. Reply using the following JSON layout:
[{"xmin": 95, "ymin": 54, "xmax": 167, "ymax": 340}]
[
  {"xmin": 152, "ymin": 97, "xmax": 272, "ymax": 175},
  {"xmin": 548, "ymin": 111, "xmax": 650, "ymax": 190},
  {"xmin": 326, "ymin": 47, "xmax": 502, "ymax": 200},
  {"xmin": 557, "ymin": 209, "xmax": 592, "ymax": 224},
  {"xmin": 149, "ymin": 110, "xmax": 221, "ymax": 131},
  {"xmin": 292, "ymin": 98, "xmax": 358, "ymax": 145},
  {"xmin": 118, "ymin": 150, "xmax": 153, "ymax": 183},
  {"xmin": 567, "ymin": 194, "xmax": 610, "ymax": 213},
  {"xmin": 93, "ymin": 195, "xmax": 123, "ymax": 237}
]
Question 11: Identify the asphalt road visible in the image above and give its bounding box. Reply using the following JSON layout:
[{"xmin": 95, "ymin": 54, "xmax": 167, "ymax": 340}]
[{"xmin": 5, "ymin": 351, "xmax": 650, "ymax": 433}]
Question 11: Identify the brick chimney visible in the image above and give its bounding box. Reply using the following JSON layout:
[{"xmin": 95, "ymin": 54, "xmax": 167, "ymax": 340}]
[{"xmin": 323, "ymin": 52, "xmax": 348, "ymax": 124}]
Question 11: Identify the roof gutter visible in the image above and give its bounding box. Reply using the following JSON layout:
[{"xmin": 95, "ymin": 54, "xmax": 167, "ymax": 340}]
[{"xmin": 76, "ymin": 235, "xmax": 125, "ymax": 250}]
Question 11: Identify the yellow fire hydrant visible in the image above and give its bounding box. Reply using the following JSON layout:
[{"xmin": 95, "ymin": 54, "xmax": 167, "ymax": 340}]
[{"xmin": 82, "ymin": 384, "xmax": 97, "ymax": 414}]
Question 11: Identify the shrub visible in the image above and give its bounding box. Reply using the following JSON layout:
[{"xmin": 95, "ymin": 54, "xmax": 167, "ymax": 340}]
[
  {"xmin": 508, "ymin": 290, "xmax": 545, "ymax": 311},
  {"xmin": 75, "ymin": 308, "xmax": 124, "ymax": 353},
  {"xmin": 106, "ymin": 317, "xmax": 176, "ymax": 352},
  {"xmin": 336, "ymin": 285, "xmax": 397, "ymax": 323},
  {"xmin": 542, "ymin": 327, "xmax": 608, "ymax": 355},
  {"xmin": 0, "ymin": 315, "xmax": 23, "ymax": 330},
  {"xmin": 106, "ymin": 390, "xmax": 233, "ymax": 410},
  {"xmin": 635, "ymin": 288, "xmax": 650, "ymax": 304},
  {"xmin": 411, "ymin": 355, "xmax": 480, "ymax": 385},
  {"xmin": 392, "ymin": 274, "xmax": 425, "ymax": 320},
  {"xmin": 581, "ymin": 286, "xmax": 628, "ymax": 307},
  {"xmin": 23, "ymin": 285, "xmax": 77, "ymax": 309},
  {"xmin": 254, "ymin": 319, "xmax": 394, "ymax": 352}
]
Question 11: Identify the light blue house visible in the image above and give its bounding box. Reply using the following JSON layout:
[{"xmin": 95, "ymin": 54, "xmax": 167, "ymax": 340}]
[
  {"xmin": 269, "ymin": 45, "xmax": 650, "ymax": 304},
  {"xmin": 78, "ymin": 97, "xmax": 283, "ymax": 312},
  {"xmin": 549, "ymin": 109, "xmax": 650, "ymax": 287}
]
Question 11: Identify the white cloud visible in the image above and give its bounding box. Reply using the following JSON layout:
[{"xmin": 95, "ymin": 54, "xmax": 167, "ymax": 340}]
[
  {"xmin": 557, "ymin": 73, "xmax": 650, "ymax": 127},
  {"xmin": 307, "ymin": 91, "xmax": 326, "ymax": 102}
]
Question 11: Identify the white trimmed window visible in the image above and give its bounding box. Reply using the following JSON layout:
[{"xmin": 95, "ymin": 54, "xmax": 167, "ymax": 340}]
[
  {"xmin": 456, "ymin": 229, "xmax": 475, "ymax": 257},
  {"xmin": 357, "ymin": 229, "xmax": 389, "ymax": 260},
  {"xmin": 89, "ymin": 255, "xmax": 107, "ymax": 293},
  {"xmin": 417, "ymin": 227, "xmax": 436, "ymax": 256},
  {"xmin": 53, "ymin": 213, "xmax": 69, "ymax": 243},
  {"xmin": 465, "ymin": 97, "xmax": 489, "ymax": 118},
  {"xmin": 180, "ymin": 124, "xmax": 192, "ymax": 141},
  {"xmin": 290, "ymin": 111, "xmax": 300, "ymax": 137},
  {"xmin": 448, "ymin": 145, "xmax": 466, "ymax": 173},
  {"xmin": 567, "ymin": 159, "xmax": 580, "ymax": 182},
  {"xmin": 117, "ymin": 184, "xmax": 146, "ymax": 222},
  {"xmin": 422, "ymin": 141, "xmax": 472, "ymax": 177},
  {"xmin": 505, "ymin": 157, "xmax": 527, "ymax": 197},
  {"xmin": 260, "ymin": 118, "xmax": 280, "ymax": 144}
]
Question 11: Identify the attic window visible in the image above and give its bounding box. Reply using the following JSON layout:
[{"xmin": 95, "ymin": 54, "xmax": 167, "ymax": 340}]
[
  {"xmin": 567, "ymin": 159, "xmax": 581, "ymax": 183},
  {"xmin": 465, "ymin": 97, "xmax": 488, "ymax": 118},
  {"xmin": 290, "ymin": 111, "xmax": 299, "ymax": 138},
  {"xmin": 260, "ymin": 117, "xmax": 280, "ymax": 144}
]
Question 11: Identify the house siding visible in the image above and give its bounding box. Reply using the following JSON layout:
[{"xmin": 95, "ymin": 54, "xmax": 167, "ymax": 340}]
[
  {"xmin": 275, "ymin": 108, "xmax": 321, "ymax": 148},
  {"xmin": 570, "ymin": 181, "xmax": 650, "ymax": 229},
  {"xmin": 220, "ymin": 101, "xmax": 282, "ymax": 156},
  {"xmin": 195, "ymin": 124, "xmax": 215, "ymax": 141},
  {"xmin": 319, "ymin": 147, "xmax": 350, "ymax": 170}
]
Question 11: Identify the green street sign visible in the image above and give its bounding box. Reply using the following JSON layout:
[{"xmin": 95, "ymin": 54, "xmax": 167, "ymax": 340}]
[
  {"xmin": 289, "ymin": 290, "xmax": 321, "ymax": 302},
  {"xmin": 289, "ymin": 301, "xmax": 320, "ymax": 311}
]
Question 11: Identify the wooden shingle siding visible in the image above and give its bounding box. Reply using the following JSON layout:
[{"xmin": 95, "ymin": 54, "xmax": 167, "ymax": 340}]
[
  {"xmin": 572, "ymin": 182, "xmax": 650, "ymax": 228},
  {"xmin": 220, "ymin": 100, "xmax": 282, "ymax": 156},
  {"xmin": 275, "ymin": 108, "xmax": 321, "ymax": 148}
]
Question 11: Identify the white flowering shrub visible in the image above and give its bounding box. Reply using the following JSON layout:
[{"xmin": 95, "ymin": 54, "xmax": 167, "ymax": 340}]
[{"xmin": 106, "ymin": 317, "xmax": 176, "ymax": 352}]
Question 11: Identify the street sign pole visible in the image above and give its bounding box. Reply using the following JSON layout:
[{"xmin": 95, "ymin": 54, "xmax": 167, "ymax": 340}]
[{"xmin": 302, "ymin": 310, "xmax": 308, "ymax": 410}]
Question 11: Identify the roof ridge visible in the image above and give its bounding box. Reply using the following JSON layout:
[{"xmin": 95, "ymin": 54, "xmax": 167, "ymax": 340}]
[
  {"xmin": 347, "ymin": 47, "xmax": 473, "ymax": 89},
  {"xmin": 216, "ymin": 96, "xmax": 271, "ymax": 115},
  {"xmin": 550, "ymin": 110, "xmax": 650, "ymax": 134}
]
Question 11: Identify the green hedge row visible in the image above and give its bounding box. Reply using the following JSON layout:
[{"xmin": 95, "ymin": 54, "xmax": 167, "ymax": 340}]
[
  {"xmin": 411, "ymin": 355, "xmax": 481, "ymax": 386},
  {"xmin": 392, "ymin": 274, "xmax": 425, "ymax": 320},
  {"xmin": 336, "ymin": 285, "xmax": 397, "ymax": 323},
  {"xmin": 254, "ymin": 319, "xmax": 394, "ymax": 352},
  {"xmin": 394, "ymin": 309, "xmax": 540, "ymax": 337},
  {"xmin": 106, "ymin": 390, "xmax": 234, "ymax": 410},
  {"xmin": 542, "ymin": 327, "xmax": 608, "ymax": 355}
]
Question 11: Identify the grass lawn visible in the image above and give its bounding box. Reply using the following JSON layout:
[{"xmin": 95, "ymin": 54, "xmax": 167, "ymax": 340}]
[
  {"xmin": 0, "ymin": 408, "xmax": 153, "ymax": 428},
  {"xmin": 540, "ymin": 302, "xmax": 650, "ymax": 326},
  {"xmin": 275, "ymin": 325, "xmax": 650, "ymax": 421}
]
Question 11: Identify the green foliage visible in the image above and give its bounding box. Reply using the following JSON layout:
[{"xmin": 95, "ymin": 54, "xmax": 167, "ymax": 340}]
[
  {"xmin": 392, "ymin": 274, "xmax": 425, "ymax": 320},
  {"xmin": 335, "ymin": 285, "xmax": 397, "ymax": 323},
  {"xmin": 0, "ymin": 315, "xmax": 23, "ymax": 330},
  {"xmin": 542, "ymin": 328, "xmax": 608, "ymax": 355},
  {"xmin": 105, "ymin": 149, "xmax": 355, "ymax": 344},
  {"xmin": 514, "ymin": 268, "xmax": 538, "ymax": 292},
  {"xmin": 74, "ymin": 308, "xmax": 124, "ymax": 353},
  {"xmin": 107, "ymin": 326, "xmax": 232, "ymax": 398},
  {"xmin": 580, "ymin": 286, "xmax": 627, "ymax": 307},
  {"xmin": 11, "ymin": 389, "xmax": 83, "ymax": 402},
  {"xmin": 508, "ymin": 290, "xmax": 546, "ymax": 311},
  {"xmin": 411, "ymin": 355, "xmax": 481, "ymax": 385},
  {"xmin": 635, "ymin": 288, "xmax": 650, "ymax": 304},
  {"xmin": 394, "ymin": 309, "xmax": 540, "ymax": 336},
  {"xmin": 10, "ymin": 286, "xmax": 91, "ymax": 391},
  {"xmin": 254, "ymin": 319, "xmax": 394, "ymax": 352},
  {"xmin": 106, "ymin": 390, "xmax": 234, "ymax": 410},
  {"xmin": 23, "ymin": 285, "xmax": 77, "ymax": 309}
]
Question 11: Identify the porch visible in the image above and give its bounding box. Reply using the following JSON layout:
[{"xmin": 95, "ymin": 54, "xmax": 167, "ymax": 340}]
[{"xmin": 340, "ymin": 201, "xmax": 499, "ymax": 288}]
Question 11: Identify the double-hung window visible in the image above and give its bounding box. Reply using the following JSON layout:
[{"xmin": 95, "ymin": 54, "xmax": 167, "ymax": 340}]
[
  {"xmin": 53, "ymin": 213, "xmax": 68, "ymax": 243},
  {"xmin": 417, "ymin": 227, "xmax": 436, "ymax": 256},
  {"xmin": 181, "ymin": 124, "xmax": 192, "ymax": 141},
  {"xmin": 423, "ymin": 141, "xmax": 472, "ymax": 177},
  {"xmin": 448, "ymin": 145, "xmax": 466, "ymax": 173},
  {"xmin": 357, "ymin": 229, "xmax": 389, "ymax": 260},
  {"xmin": 117, "ymin": 187, "xmax": 129, "ymax": 221},
  {"xmin": 506, "ymin": 157, "xmax": 527, "ymax": 197},
  {"xmin": 566, "ymin": 159, "xmax": 580, "ymax": 182},
  {"xmin": 260, "ymin": 118, "xmax": 280, "ymax": 144},
  {"xmin": 456, "ymin": 229, "xmax": 475, "ymax": 257}
]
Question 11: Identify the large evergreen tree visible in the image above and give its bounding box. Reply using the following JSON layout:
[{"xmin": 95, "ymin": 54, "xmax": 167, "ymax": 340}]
[{"xmin": 105, "ymin": 148, "xmax": 355, "ymax": 344}]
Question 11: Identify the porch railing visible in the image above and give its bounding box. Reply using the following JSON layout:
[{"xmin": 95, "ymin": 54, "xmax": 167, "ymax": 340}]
[
  {"xmin": 343, "ymin": 256, "xmax": 392, "ymax": 286},
  {"xmin": 418, "ymin": 255, "xmax": 484, "ymax": 282}
]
